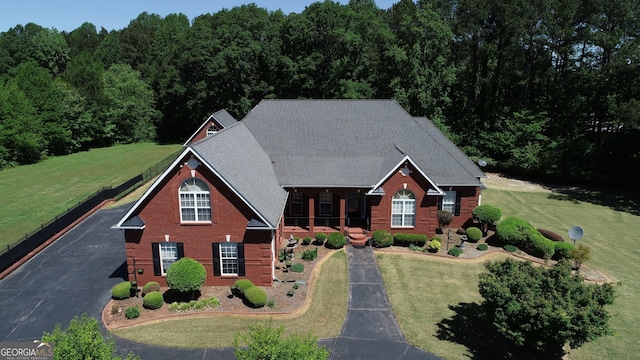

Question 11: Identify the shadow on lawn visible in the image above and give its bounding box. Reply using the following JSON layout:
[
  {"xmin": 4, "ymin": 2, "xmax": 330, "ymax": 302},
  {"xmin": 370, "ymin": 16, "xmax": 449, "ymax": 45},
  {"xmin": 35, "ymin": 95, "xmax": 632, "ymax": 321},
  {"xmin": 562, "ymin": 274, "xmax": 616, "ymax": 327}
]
[
  {"xmin": 547, "ymin": 187, "xmax": 640, "ymax": 217},
  {"xmin": 435, "ymin": 303, "xmax": 562, "ymax": 360}
]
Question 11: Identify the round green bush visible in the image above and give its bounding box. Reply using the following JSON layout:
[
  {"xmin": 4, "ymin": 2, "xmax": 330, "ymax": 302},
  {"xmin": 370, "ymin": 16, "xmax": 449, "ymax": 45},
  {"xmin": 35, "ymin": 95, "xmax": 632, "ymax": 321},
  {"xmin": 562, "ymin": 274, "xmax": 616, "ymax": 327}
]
[
  {"xmin": 141, "ymin": 281, "xmax": 160, "ymax": 296},
  {"xmin": 496, "ymin": 217, "xmax": 536, "ymax": 248},
  {"xmin": 466, "ymin": 227, "xmax": 483, "ymax": 243},
  {"xmin": 111, "ymin": 281, "xmax": 132, "ymax": 300},
  {"xmin": 302, "ymin": 236, "xmax": 312, "ymax": 245},
  {"xmin": 448, "ymin": 248, "xmax": 463, "ymax": 257},
  {"xmin": 472, "ymin": 204, "xmax": 502, "ymax": 226},
  {"xmin": 476, "ymin": 243, "xmax": 489, "ymax": 251},
  {"xmin": 504, "ymin": 244, "xmax": 518, "ymax": 252},
  {"xmin": 290, "ymin": 263, "xmax": 305, "ymax": 273},
  {"xmin": 314, "ymin": 233, "xmax": 327, "ymax": 245},
  {"xmin": 431, "ymin": 236, "xmax": 442, "ymax": 243},
  {"xmin": 372, "ymin": 230, "xmax": 393, "ymax": 248},
  {"xmin": 234, "ymin": 279, "xmax": 255, "ymax": 295},
  {"xmin": 143, "ymin": 291, "xmax": 164, "ymax": 310},
  {"xmin": 326, "ymin": 232, "xmax": 346, "ymax": 249},
  {"xmin": 426, "ymin": 240, "xmax": 441, "ymax": 252},
  {"xmin": 244, "ymin": 286, "xmax": 267, "ymax": 308},
  {"xmin": 166, "ymin": 257, "xmax": 207, "ymax": 293}
]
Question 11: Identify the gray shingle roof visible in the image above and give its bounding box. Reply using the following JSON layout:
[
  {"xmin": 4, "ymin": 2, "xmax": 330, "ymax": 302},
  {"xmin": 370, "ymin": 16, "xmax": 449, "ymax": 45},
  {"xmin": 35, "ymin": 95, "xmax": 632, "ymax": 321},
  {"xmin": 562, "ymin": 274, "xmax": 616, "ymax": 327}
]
[
  {"xmin": 211, "ymin": 109, "xmax": 238, "ymax": 128},
  {"xmin": 241, "ymin": 99, "xmax": 484, "ymax": 188},
  {"xmin": 191, "ymin": 122, "xmax": 288, "ymax": 228}
]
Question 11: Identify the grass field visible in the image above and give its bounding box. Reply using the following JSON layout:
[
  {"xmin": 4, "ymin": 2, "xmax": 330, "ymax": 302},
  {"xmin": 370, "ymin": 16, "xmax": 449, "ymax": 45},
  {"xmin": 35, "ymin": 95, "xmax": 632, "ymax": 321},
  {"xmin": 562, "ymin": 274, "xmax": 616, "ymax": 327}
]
[
  {"xmin": 378, "ymin": 184, "xmax": 640, "ymax": 359},
  {"xmin": 0, "ymin": 143, "xmax": 181, "ymax": 250},
  {"xmin": 112, "ymin": 250, "xmax": 348, "ymax": 348}
]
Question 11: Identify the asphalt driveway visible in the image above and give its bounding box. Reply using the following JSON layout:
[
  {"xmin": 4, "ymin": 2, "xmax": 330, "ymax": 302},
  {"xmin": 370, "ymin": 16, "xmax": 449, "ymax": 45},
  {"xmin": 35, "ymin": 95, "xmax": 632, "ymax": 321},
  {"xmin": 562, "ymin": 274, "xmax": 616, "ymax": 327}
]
[{"xmin": 0, "ymin": 206, "xmax": 439, "ymax": 359}]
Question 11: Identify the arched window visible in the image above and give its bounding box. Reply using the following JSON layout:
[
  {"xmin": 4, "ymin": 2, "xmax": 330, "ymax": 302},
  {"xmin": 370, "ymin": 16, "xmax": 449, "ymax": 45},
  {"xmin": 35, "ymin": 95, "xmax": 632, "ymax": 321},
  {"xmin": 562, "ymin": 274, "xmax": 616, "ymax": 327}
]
[
  {"xmin": 391, "ymin": 189, "xmax": 415, "ymax": 227},
  {"xmin": 179, "ymin": 178, "xmax": 211, "ymax": 222},
  {"xmin": 206, "ymin": 125, "xmax": 220, "ymax": 136}
]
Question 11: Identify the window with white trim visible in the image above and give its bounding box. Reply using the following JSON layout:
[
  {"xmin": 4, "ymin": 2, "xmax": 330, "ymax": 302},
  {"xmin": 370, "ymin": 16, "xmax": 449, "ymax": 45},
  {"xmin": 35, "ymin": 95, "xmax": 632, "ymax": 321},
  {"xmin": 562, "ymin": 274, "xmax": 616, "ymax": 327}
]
[
  {"xmin": 441, "ymin": 191, "xmax": 457, "ymax": 214},
  {"xmin": 391, "ymin": 189, "xmax": 415, "ymax": 227},
  {"xmin": 206, "ymin": 125, "xmax": 220, "ymax": 136},
  {"xmin": 180, "ymin": 178, "xmax": 211, "ymax": 222},
  {"xmin": 159, "ymin": 242, "xmax": 178, "ymax": 275},
  {"xmin": 220, "ymin": 243, "xmax": 238, "ymax": 276},
  {"xmin": 319, "ymin": 192, "xmax": 333, "ymax": 216},
  {"xmin": 289, "ymin": 192, "xmax": 303, "ymax": 215}
]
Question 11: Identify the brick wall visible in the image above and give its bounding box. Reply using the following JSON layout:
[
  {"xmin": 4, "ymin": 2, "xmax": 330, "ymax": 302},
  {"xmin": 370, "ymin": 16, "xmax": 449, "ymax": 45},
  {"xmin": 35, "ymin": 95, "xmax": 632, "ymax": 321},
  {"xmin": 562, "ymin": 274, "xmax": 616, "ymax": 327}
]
[{"xmin": 125, "ymin": 153, "xmax": 274, "ymax": 287}]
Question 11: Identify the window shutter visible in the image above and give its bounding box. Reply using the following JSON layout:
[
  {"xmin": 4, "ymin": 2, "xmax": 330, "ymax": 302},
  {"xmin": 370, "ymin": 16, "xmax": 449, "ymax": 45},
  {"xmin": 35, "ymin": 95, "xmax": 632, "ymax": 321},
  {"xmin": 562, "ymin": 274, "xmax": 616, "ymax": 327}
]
[
  {"xmin": 177, "ymin": 243, "xmax": 184, "ymax": 259},
  {"xmin": 152, "ymin": 243, "xmax": 161, "ymax": 276},
  {"xmin": 237, "ymin": 243, "xmax": 245, "ymax": 276},
  {"xmin": 212, "ymin": 243, "xmax": 220, "ymax": 276},
  {"xmin": 455, "ymin": 193, "xmax": 462, "ymax": 216}
]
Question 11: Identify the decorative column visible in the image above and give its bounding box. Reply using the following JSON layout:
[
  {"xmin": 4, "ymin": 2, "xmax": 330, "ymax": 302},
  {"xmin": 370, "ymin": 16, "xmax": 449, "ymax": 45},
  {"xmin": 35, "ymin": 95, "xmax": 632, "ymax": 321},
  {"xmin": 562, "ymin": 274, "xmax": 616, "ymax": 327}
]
[
  {"xmin": 308, "ymin": 195, "xmax": 315, "ymax": 233},
  {"xmin": 339, "ymin": 196, "xmax": 346, "ymax": 233}
]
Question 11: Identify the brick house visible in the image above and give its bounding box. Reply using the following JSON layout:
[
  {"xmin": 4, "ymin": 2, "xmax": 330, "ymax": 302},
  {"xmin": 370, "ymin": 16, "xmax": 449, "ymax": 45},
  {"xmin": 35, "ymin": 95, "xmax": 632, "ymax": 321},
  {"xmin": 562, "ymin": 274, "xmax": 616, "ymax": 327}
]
[{"xmin": 113, "ymin": 100, "xmax": 485, "ymax": 287}]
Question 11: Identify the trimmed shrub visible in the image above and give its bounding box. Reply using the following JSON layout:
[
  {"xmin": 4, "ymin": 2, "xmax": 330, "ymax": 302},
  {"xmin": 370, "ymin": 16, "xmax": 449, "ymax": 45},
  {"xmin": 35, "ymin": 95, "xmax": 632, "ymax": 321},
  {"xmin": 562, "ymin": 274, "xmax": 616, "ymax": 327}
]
[
  {"xmin": 166, "ymin": 257, "xmax": 207, "ymax": 293},
  {"xmin": 426, "ymin": 240, "xmax": 441, "ymax": 252},
  {"xmin": 314, "ymin": 233, "xmax": 327, "ymax": 245},
  {"xmin": 465, "ymin": 227, "xmax": 483, "ymax": 243},
  {"xmin": 448, "ymin": 248, "xmax": 463, "ymax": 257},
  {"xmin": 290, "ymin": 263, "xmax": 304, "ymax": 273},
  {"xmin": 393, "ymin": 233, "xmax": 428, "ymax": 247},
  {"xmin": 437, "ymin": 210, "xmax": 454, "ymax": 228},
  {"xmin": 496, "ymin": 217, "xmax": 535, "ymax": 248},
  {"xmin": 476, "ymin": 243, "xmax": 489, "ymax": 251},
  {"xmin": 143, "ymin": 291, "xmax": 164, "ymax": 310},
  {"xmin": 530, "ymin": 232, "xmax": 555, "ymax": 259},
  {"xmin": 302, "ymin": 236, "xmax": 312, "ymax": 245},
  {"xmin": 125, "ymin": 305, "xmax": 140, "ymax": 319},
  {"xmin": 111, "ymin": 281, "xmax": 132, "ymax": 300},
  {"xmin": 326, "ymin": 232, "xmax": 346, "ymax": 249},
  {"xmin": 372, "ymin": 230, "xmax": 393, "ymax": 248},
  {"xmin": 538, "ymin": 228, "xmax": 564, "ymax": 242},
  {"xmin": 504, "ymin": 244, "xmax": 518, "ymax": 252},
  {"xmin": 431, "ymin": 236, "xmax": 442, "ymax": 243},
  {"xmin": 472, "ymin": 204, "xmax": 502, "ymax": 233},
  {"xmin": 553, "ymin": 241, "xmax": 575, "ymax": 260},
  {"xmin": 244, "ymin": 286, "xmax": 267, "ymax": 308},
  {"xmin": 301, "ymin": 248, "xmax": 318, "ymax": 261},
  {"xmin": 141, "ymin": 281, "xmax": 160, "ymax": 296},
  {"xmin": 234, "ymin": 279, "xmax": 255, "ymax": 295}
]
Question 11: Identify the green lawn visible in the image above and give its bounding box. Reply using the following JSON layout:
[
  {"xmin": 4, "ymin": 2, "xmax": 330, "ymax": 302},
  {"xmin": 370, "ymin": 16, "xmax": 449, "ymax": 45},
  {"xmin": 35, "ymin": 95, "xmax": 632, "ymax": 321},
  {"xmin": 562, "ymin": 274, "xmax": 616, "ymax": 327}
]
[
  {"xmin": 378, "ymin": 187, "xmax": 640, "ymax": 359},
  {"xmin": 0, "ymin": 143, "xmax": 181, "ymax": 250}
]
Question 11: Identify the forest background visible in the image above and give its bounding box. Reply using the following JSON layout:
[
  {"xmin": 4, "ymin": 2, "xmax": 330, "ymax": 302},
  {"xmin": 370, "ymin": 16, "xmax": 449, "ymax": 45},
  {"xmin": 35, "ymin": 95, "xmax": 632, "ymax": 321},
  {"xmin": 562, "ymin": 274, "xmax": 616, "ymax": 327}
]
[{"xmin": 1, "ymin": 0, "xmax": 638, "ymax": 186}]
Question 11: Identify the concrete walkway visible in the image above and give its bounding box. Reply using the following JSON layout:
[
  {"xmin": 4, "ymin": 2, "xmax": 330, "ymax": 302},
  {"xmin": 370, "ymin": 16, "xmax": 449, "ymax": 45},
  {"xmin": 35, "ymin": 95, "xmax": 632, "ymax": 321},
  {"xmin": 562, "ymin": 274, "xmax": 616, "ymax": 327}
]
[{"xmin": 318, "ymin": 245, "xmax": 440, "ymax": 359}]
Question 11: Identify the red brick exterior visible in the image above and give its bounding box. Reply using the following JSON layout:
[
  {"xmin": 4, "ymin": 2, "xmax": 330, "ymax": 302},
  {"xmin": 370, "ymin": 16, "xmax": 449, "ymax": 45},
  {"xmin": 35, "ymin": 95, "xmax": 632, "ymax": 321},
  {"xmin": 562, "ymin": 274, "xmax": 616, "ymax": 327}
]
[
  {"xmin": 124, "ymin": 153, "xmax": 278, "ymax": 287},
  {"xmin": 189, "ymin": 119, "xmax": 224, "ymax": 144}
]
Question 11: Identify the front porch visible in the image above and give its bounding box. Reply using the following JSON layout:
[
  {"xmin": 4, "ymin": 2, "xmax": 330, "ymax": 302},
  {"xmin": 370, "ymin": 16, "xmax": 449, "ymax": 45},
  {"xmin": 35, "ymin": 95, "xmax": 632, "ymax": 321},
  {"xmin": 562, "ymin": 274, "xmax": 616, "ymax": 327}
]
[{"xmin": 283, "ymin": 217, "xmax": 369, "ymax": 239}]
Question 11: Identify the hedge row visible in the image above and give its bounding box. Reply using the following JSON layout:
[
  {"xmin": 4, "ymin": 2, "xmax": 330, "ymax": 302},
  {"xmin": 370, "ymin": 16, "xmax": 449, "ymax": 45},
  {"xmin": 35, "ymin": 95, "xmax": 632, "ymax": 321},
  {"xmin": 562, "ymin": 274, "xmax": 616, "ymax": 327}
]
[
  {"xmin": 393, "ymin": 233, "xmax": 428, "ymax": 247},
  {"xmin": 496, "ymin": 217, "xmax": 555, "ymax": 258},
  {"xmin": 231, "ymin": 279, "xmax": 266, "ymax": 308}
]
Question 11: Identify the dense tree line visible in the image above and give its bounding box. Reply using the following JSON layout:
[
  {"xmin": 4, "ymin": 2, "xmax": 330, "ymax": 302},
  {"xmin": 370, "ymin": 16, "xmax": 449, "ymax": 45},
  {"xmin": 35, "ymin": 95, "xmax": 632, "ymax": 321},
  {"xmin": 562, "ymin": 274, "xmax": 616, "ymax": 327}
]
[{"xmin": 1, "ymin": 0, "xmax": 638, "ymax": 184}]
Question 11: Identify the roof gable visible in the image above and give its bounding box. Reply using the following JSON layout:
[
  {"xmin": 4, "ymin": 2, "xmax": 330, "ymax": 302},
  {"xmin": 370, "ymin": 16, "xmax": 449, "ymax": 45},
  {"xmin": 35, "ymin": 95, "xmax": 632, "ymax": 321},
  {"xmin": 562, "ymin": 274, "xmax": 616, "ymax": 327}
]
[
  {"xmin": 183, "ymin": 109, "xmax": 238, "ymax": 146},
  {"xmin": 114, "ymin": 123, "xmax": 287, "ymax": 230}
]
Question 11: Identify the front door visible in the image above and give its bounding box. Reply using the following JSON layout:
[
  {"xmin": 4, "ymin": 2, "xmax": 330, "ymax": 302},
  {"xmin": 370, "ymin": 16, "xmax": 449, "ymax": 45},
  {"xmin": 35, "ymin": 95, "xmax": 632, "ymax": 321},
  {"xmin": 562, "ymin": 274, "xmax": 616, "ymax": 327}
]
[{"xmin": 347, "ymin": 192, "xmax": 365, "ymax": 219}]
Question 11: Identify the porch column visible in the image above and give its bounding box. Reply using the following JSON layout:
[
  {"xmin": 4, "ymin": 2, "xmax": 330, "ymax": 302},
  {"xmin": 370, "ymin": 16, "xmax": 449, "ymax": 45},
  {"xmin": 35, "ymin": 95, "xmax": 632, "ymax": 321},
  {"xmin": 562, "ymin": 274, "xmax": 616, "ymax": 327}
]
[
  {"xmin": 339, "ymin": 196, "xmax": 346, "ymax": 233},
  {"xmin": 308, "ymin": 195, "xmax": 315, "ymax": 233}
]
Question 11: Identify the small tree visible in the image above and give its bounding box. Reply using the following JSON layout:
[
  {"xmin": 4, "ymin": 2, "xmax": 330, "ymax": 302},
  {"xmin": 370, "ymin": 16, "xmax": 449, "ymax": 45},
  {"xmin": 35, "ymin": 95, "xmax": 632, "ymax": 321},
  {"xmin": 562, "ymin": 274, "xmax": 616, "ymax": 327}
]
[
  {"xmin": 42, "ymin": 314, "xmax": 139, "ymax": 359},
  {"xmin": 436, "ymin": 210, "xmax": 454, "ymax": 231},
  {"xmin": 166, "ymin": 257, "xmax": 206, "ymax": 299},
  {"xmin": 473, "ymin": 204, "xmax": 502, "ymax": 235},
  {"xmin": 568, "ymin": 244, "xmax": 592, "ymax": 269},
  {"xmin": 234, "ymin": 320, "xmax": 329, "ymax": 360},
  {"xmin": 478, "ymin": 259, "xmax": 615, "ymax": 355}
]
